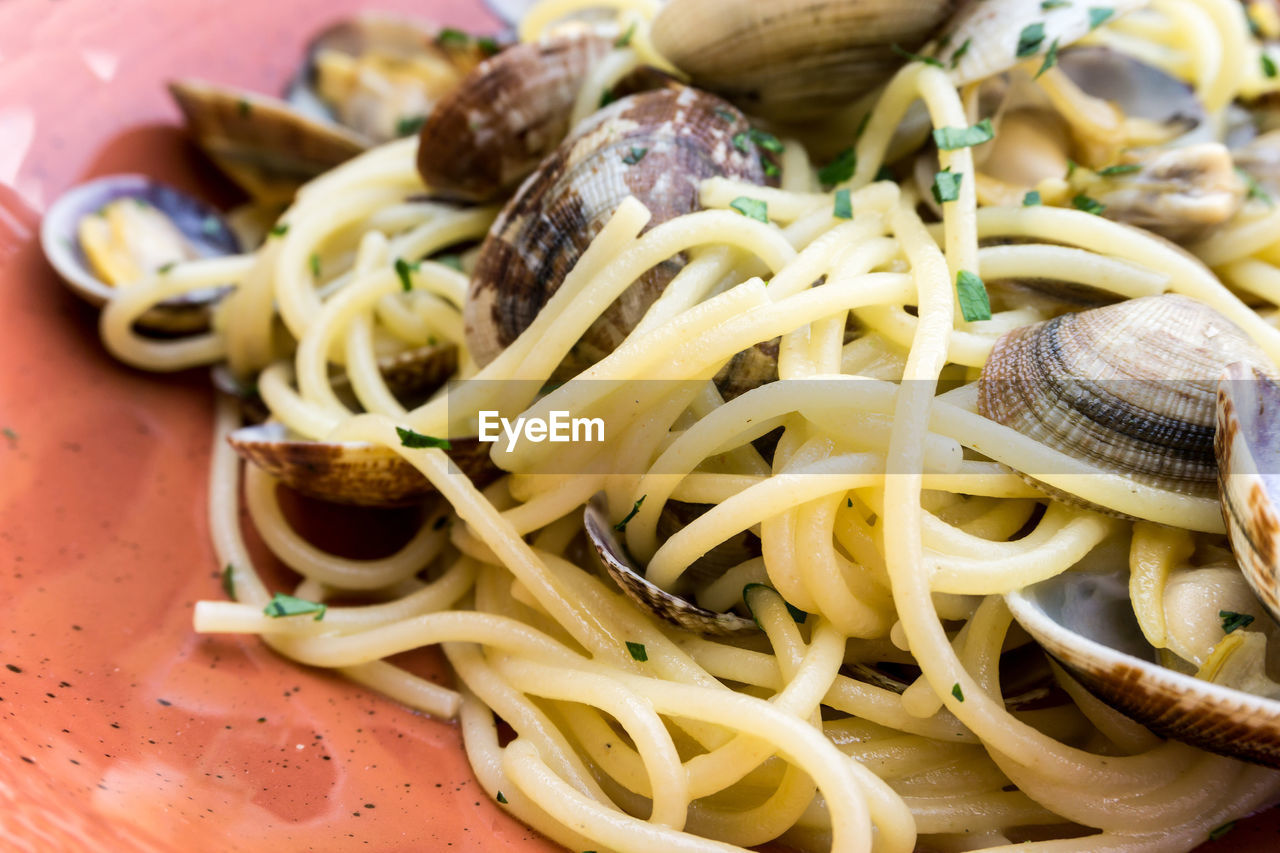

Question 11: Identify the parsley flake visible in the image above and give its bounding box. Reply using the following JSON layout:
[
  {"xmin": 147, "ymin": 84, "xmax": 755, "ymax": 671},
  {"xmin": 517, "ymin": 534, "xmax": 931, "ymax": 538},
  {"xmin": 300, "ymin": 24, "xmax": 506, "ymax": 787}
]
[
  {"xmin": 1071, "ymin": 193, "xmax": 1106, "ymax": 215},
  {"xmin": 855, "ymin": 112, "xmax": 871, "ymax": 140},
  {"xmin": 1098, "ymin": 163, "xmax": 1142, "ymax": 176},
  {"xmin": 1041, "ymin": 0, "xmax": 1071, "ymax": 8},
  {"xmin": 396, "ymin": 115, "xmax": 426, "ymax": 137},
  {"xmin": 748, "ymin": 128, "xmax": 784, "ymax": 153},
  {"xmin": 264, "ymin": 592, "xmax": 327, "ymax": 621},
  {"xmin": 1221, "ymin": 610, "xmax": 1256, "ymax": 634},
  {"xmin": 762, "ymin": 158, "xmax": 780, "ymax": 178},
  {"xmin": 729, "ymin": 196, "xmax": 769, "ymax": 223},
  {"xmin": 1238, "ymin": 167, "xmax": 1274, "ymax": 205},
  {"xmin": 237, "ymin": 99, "xmax": 251, "ymax": 118},
  {"xmin": 599, "ymin": 88, "xmax": 617, "ymax": 108},
  {"xmin": 433, "ymin": 253, "xmax": 464, "ymax": 271},
  {"xmin": 952, "ymin": 682, "xmax": 965, "ymax": 701},
  {"xmin": 309, "ymin": 253, "xmax": 321, "ymax": 278},
  {"xmin": 1016, "ymin": 22, "xmax": 1046, "ymax": 57},
  {"xmin": 833, "ymin": 187, "xmax": 852, "ymax": 219},
  {"xmin": 437, "ymin": 28, "xmax": 469, "ymax": 46},
  {"xmin": 891, "ymin": 43, "xmax": 944, "ymax": 68},
  {"xmin": 269, "ymin": 223, "xmax": 289, "ymax": 237},
  {"xmin": 932, "ymin": 118, "xmax": 994, "ymax": 150},
  {"xmin": 785, "ymin": 601, "xmax": 808, "ymax": 624},
  {"xmin": 396, "ymin": 426, "xmax": 451, "ymax": 450},
  {"xmin": 625, "ymin": 641, "xmax": 648, "ymax": 662},
  {"xmin": 817, "ymin": 147, "xmax": 857, "ymax": 186},
  {"xmin": 221, "ymin": 564, "xmax": 236, "ymax": 601},
  {"xmin": 1209, "ymin": 821, "xmax": 1236, "ymax": 841},
  {"xmin": 156, "ymin": 261, "xmax": 176, "ymax": 274},
  {"xmin": 950, "ymin": 37, "xmax": 972, "ymax": 69},
  {"xmin": 614, "ymin": 495, "xmax": 646, "ymax": 532},
  {"xmin": 956, "ymin": 270, "xmax": 992, "ymax": 322},
  {"xmin": 496, "ymin": 791, "xmax": 508, "ymax": 804},
  {"xmin": 875, "ymin": 165, "xmax": 895, "ymax": 182},
  {"xmin": 614, "ymin": 23, "xmax": 635, "ymax": 48},
  {"xmin": 1264, "ymin": 53, "xmax": 1278, "ymax": 79},
  {"xmin": 622, "ymin": 146, "xmax": 648, "ymax": 165},
  {"xmin": 477, "ymin": 36, "xmax": 501, "ymax": 56},
  {"xmin": 714, "ymin": 107, "xmax": 736, "ymax": 123},
  {"xmin": 394, "ymin": 257, "xmax": 419, "ymax": 292},
  {"xmin": 1088, "ymin": 7, "xmax": 1114, "ymax": 29},
  {"xmin": 1023, "ymin": 190, "xmax": 1042, "ymax": 206},
  {"xmin": 932, "ymin": 168, "xmax": 963, "ymax": 204},
  {"xmin": 1036, "ymin": 37, "xmax": 1061, "ymax": 78}
]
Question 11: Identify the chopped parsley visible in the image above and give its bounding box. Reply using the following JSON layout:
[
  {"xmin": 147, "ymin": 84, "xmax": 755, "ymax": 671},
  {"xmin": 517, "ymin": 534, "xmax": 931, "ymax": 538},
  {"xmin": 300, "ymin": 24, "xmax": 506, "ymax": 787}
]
[
  {"xmin": 855, "ymin": 112, "xmax": 871, "ymax": 140},
  {"xmin": 1066, "ymin": 158, "xmax": 1079, "ymax": 179},
  {"xmin": 1088, "ymin": 6, "xmax": 1114, "ymax": 30},
  {"xmin": 396, "ymin": 115, "xmax": 426, "ymax": 137},
  {"xmin": 269, "ymin": 223, "xmax": 289, "ymax": 237},
  {"xmin": 1238, "ymin": 167, "xmax": 1274, "ymax": 205},
  {"xmin": 433, "ymin": 253, "xmax": 464, "ymax": 271},
  {"xmin": 890, "ymin": 43, "xmax": 943, "ymax": 68},
  {"xmin": 956, "ymin": 270, "xmax": 992, "ymax": 322},
  {"xmin": 221, "ymin": 564, "xmax": 236, "ymax": 600},
  {"xmin": 1097, "ymin": 163, "xmax": 1142, "ymax": 176},
  {"xmin": 1036, "ymin": 37, "xmax": 1061, "ymax": 78},
  {"xmin": 742, "ymin": 583, "xmax": 807, "ymax": 625},
  {"xmin": 950, "ymin": 37, "xmax": 972, "ymax": 69},
  {"xmin": 394, "ymin": 257, "xmax": 419, "ymax": 292},
  {"xmin": 237, "ymin": 98, "xmax": 251, "ymax": 118},
  {"xmin": 625, "ymin": 641, "xmax": 648, "ymax": 662},
  {"xmin": 1221, "ymin": 610, "xmax": 1256, "ymax": 634},
  {"xmin": 437, "ymin": 28, "xmax": 469, "ymax": 46},
  {"xmin": 785, "ymin": 601, "xmax": 808, "ymax": 624},
  {"xmin": 747, "ymin": 128, "xmax": 784, "ymax": 153},
  {"xmin": 264, "ymin": 592, "xmax": 326, "ymax": 621},
  {"xmin": 714, "ymin": 107, "xmax": 736, "ymax": 123},
  {"xmin": 952, "ymin": 682, "xmax": 965, "ymax": 701},
  {"xmin": 477, "ymin": 36, "xmax": 500, "ymax": 56},
  {"xmin": 931, "ymin": 168, "xmax": 963, "ymax": 204},
  {"xmin": 729, "ymin": 196, "xmax": 769, "ymax": 223},
  {"xmin": 833, "ymin": 187, "xmax": 853, "ymax": 219},
  {"xmin": 613, "ymin": 495, "xmax": 646, "ymax": 532},
  {"xmin": 762, "ymin": 158, "xmax": 780, "ymax": 178},
  {"xmin": 599, "ymin": 88, "xmax": 617, "ymax": 108},
  {"xmin": 622, "ymin": 146, "xmax": 648, "ymax": 165},
  {"xmin": 496, "ymin": 791, "xmax": 508, "ymax": 804},
  {"xmin": 1016, "ymin": 22, "xmax": 1046, "ymax": 57},
  {"xmin": 614, "ymin": 23, "xmax": 635, "ymax": 48},
  {"xmin": 847, "ymin": 497, "xmax": 854, "ymax": 508},
  {"xmin": 1, "ymin": 426, "xmax": 16, "ymax": 444},
  {"xmin": 875, "ymin": 165, "xmax": 895, "ymax": 182},
  {"xmin": 1071, "ymin": 193, "xmax": 1106, "ymax": 215},
  {"xmin": 1264, "ymin": 53, "xmax": 1278, "ymax": 79},
  {"xmin": 1041, "ymin": 0, "xmax": 1071, "ymax": 8},
  {"xmin": 932, "ymin": 118, "xmax": 994, "ymax": 150},
  {"xmin": 396, "ymin": 426, "xmax": 451, "ymax": 449},
  {"xmin": 156, "ymin": 261, "xmax": 176, "ymax": 274},
  {"xmin": 1023, "ymin": 190, "xmax": 1042, "ymax": 206},
  {"xmin": 818, "ymin": 147, "xmax": 857, "ymax": 186},
  {"xmin": 1209, "ymin": 821, "xmax": 1236, "ymax": 841},
  {"xmin": 309, "ymin": 253, "xmax": 321, "ymax": 278}
]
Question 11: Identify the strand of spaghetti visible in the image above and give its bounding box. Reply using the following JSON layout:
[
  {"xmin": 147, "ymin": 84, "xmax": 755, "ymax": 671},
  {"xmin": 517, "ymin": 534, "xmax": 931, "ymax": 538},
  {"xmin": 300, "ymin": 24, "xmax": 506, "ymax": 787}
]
[
  {"xmin": 256, "ymin": 361, "xmax": 342, "ymax": 438},
  {"xmin": 99, "ymin": 255, "xmax": 253, "ymax": 370},
  {"xmin": 571, "ymin": 47, "xmax": 640, "ymax": 127},
  {"xmin": 1219, "ymin": 256, "xmax": 1280, "ymax": 305},
  {"xmin": 339, "ymin": 660, "xmax": 460, "ymax": 718},
  {"xmin": 795, "ymin": 496, "xmax": 895, "ymax": 637},
  {"xmin": 921, "ymin": 500, "xmax": 1075, "ymax": 560},
  {"xmin": 208, "ymin": 397, "xmax": 270, "ymax": 607},
  {"xmin": 976, "ymin": 244, "xmax": 1168, "ymax": 298},
  {"xmin": 1164, "ymin": 0, "xmax": 1248, "ymax": 110},
  {"xmin": 242, "ymin": 466, "xmax": 440, "ymax": 589},
  {"xmin": 222, "ymin": 240, "xmax": 282, "ymax": 375}
]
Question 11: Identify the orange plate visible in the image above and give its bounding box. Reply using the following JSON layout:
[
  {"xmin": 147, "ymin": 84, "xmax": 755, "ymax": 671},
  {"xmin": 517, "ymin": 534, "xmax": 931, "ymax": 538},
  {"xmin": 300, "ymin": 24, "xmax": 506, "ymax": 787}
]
[{"xmin": 0, "ymin": 0, "xmax": 1276, "ymax": 850}]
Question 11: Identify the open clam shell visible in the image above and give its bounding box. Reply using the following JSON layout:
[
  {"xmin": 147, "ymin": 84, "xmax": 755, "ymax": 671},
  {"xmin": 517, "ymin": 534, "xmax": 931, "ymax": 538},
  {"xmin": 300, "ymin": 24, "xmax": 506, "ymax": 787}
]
[
  {"xmin": 40, "ymin": 174, "xmax": 240, "ymax": 334},
  {"xmin": 1218, "ymin": 363, "xmax": 1280, "ymax": 621},
  {"xmin": 584, "ymin": 495, "xmax": 759, "ymax": 636},
  {"xmin": 169, "ymin": 79, "xmax": 369, "ymax": 205},
  {"xmin": 1007, "ymin": 568, "xmax": 1280, "ymax": 767},
  {"xmin": 229, "ymin": 421, "xmax": 498, "ymax": 507}
]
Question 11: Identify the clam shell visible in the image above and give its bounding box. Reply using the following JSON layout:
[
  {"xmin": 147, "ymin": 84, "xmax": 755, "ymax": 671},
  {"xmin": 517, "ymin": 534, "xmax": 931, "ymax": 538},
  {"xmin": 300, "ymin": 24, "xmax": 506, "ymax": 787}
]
[
  {"xmin": 170, "ymin": 79, "xmax": 369, "ymax": 205},
  {"xmin": 40, "ymin": 174, "xmax": 240, "ymax": 333},
  {"xmin": 584, "ymin": 496, "xmax": 759, "ymax": 636},
  {"xmin": 650, "ymin": 0, "xmax": 956, "ymax": 122},
  {"xmin": 1217, "ymin": 362, "xmax": 1280, "ymax": 621},
  {"xmin": 1007, "ymin": 568, "xmax": 1280, "ymax": 768},
  {"xmin": 1056, "ymin": 47, "xmax": 1204, "ymax": 138},
  {"xmin": 417, "ymin": 33, "xmax": 612, "ymax": 203},
  {"xmin": 978, "ymin": 294, "xmax": 1268, "ymax": 502},
  {"xmin": 464, "ymin": 86, "xmax": 769, "ymax": 372},
  {"xmin": 228, "ymin": 421, "xmax": 498, "ymax": 507}
]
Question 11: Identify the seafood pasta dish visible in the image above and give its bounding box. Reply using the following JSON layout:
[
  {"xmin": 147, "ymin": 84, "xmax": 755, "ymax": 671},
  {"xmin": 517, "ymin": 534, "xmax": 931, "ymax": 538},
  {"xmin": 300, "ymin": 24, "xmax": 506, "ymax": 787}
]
[{"xmin": 38, "ymin": 0, "xmax": 1280, "ymax": 850}]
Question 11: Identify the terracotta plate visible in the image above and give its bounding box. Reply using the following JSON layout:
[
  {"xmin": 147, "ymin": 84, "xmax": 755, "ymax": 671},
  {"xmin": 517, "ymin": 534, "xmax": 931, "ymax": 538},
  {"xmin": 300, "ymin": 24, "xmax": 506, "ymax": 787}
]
[{"xmin": 0, "ymin": 0, "xmax": 1275, "ymax": 849}]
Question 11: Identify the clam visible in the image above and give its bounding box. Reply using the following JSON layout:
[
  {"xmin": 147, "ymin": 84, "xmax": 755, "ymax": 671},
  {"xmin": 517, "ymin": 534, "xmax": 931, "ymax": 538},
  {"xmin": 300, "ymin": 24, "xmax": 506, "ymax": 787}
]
[
  {"xmin": 1007, "ymin": 566, "xmax": 1280, "ymax": 767},
  {"xmin": 416, "ymin": 32, "xmax": 613, "ymax": 203},
  {"xmin": 1217, "ymin": 362, "xmax": 1280, "ymax": 622},
  {"xmin": 977, "ymin": 295, "xmax": 1269, "ymax": 507},
  {"xmin": 1231, "ymin": 129, "xmax": 1280, "ymax": 198},
  {"xmin": 583, "ymin": 495, "xmax": 759, "ymax": 636},
  {"xmin": 40, "ymin": 174, "xmax": 240, "ymax": 333},
  {"xmin": 169, "ymin": 79, "xmax": 369, "ymax": 205},
  {"xmin": 464, "ymin": 86, "xmax": 772, "ymax": 373},
  {"xmin": 649, "ymin": 0, "xmax": 956, "ymax": 122}
]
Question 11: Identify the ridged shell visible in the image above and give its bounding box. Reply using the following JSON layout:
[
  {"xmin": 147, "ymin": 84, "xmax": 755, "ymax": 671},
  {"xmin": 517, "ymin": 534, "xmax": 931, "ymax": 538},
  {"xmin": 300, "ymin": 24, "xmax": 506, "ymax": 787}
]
[
  {"xmin": 1007, "ymin": 569, "xmax": 1280, "ymax": 768},
  {"xmin": 228, "ymin": 422, "xmax": 499, "ymax": 508},
  {"xmin": 978, "ymin": 294, "xmax": 1268, "ymax": 501},
  {"xmin": 169, "ymin": 79, "xmax": 369, "ymax": 205},
  {"xmin": 465, "ymin": 86, "xmax": 769, "ymax": 372},
  {"xmin": 417, "ymin": 33, "xmax": 612, "ymax": 203},
  {"xmin": 1217, "ymin": 362, "xmax": 1280, "ymax": 622},
  {"xmin": 650, "ymin": 0, "xmax": 956, "ymax": 122},
  {"xmin": 583, "ymin": 496, "xmax": 759, "ymax": 637}
]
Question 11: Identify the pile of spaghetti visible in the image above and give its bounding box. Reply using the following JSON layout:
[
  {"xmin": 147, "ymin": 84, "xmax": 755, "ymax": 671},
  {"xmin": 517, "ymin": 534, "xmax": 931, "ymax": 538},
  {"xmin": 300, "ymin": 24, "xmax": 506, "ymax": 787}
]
[{"xmin": 95, "ymin": 0, "xmax": 1280, "ymax": 850}]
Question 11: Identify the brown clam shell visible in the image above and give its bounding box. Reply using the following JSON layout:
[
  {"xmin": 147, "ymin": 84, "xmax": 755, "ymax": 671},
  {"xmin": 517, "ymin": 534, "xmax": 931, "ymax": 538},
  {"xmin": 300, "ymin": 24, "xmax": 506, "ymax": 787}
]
[
  {"xmin": 584, "ymin": 495, "xmax": 759, "ymax": 636},
  {"xmin": 416, "ymin": 33, "xmax": 613, "ymax": 203},
  {"xmin": 464, "ymin": 86, "xmax": 770, "ymax": 373},
  {"xmin": 229, "ymin": 422, "xmax": 499, "ymax": 508},
  {"xmin": 1217, "ymin": 362, "xmax": 1280, "ymax": 621},
  {"xmin": 978, "ymin": 294, "xmax": 1269, "ymax": 502},
  {"xmin": 650, "ymin": 0, "xmax": 955, "ymax": 122},
  {"xmin": 170, "ymin": 79, "xmax": 369, "ymax": 205}
]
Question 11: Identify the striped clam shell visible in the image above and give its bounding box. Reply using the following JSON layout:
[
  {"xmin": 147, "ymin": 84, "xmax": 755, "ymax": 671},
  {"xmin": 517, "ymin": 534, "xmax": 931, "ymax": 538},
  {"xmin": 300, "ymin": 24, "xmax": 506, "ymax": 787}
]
[
  {"xmin": 464, "ymin": 86, "xmax": 770, "ymax": 373},
  {"xmin": 417, "ymin": 32, "xmax": 612, "ymax": 203},
  {"xmin": 1217, "ymin": 362, "xmax": 1280, "ymax": 622},
  {"xmin": 978, "ymin": 294, "xmax": 1268, "ymax": 503},
  {"xmin": 650, "ymin": 0, "xmax": 956, "ymax": 122}
]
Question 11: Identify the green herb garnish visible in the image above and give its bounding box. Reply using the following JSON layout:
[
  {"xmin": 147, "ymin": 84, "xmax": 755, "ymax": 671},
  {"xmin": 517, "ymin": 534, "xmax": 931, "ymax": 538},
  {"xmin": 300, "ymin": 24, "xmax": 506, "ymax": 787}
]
[
  {"xmin": 309, "ymin": 253, "xmax": 321, "ymax": 278},
  {"xmin": 396, "ymin": 115, "xmax": 426, "ymax": 137},
  {"xmin": 396, "ymin": 426, "xmax": 451, "ymax": 450},
  {"xmin": 1209, "ymin": 821, "xmax": 1236, "ymax": 841},
  {"xmin": 614, "ymin": 23, "xmax": 635, "ymax": 48},
  {"xmin": 496, "ymin": 791, "xmax": 508, "ymax": 804},
  {"xmin": 714, "ymin": 107, "xmax": 736, "ymax": 123},
  {"xmin": 748, "ymin": 128, "xmax": 784, "ymax": 153},
  {"xmin": 221, "ymin": 564, "xmax": 236, "ymax": 601},
  {"xmin": 952, "ymin": 682, "xmax": 965, "ymax": 701},
  {"xmin": 855, "ymin": 112, "xmax": 871, "ymax": 140},
  {"xmin": 613, "ymin": 495, "xmax": 646, "ymax": 532},
  {"xmin": 1238, "ymin": 167, "xmax": 1274, "ymax": 205},
  {"xmin": 622, "ymin": 146, "xmax": 647, "ymax": 165},
  {"xmin": 729, "ymin": 196, "xmax": 769, "ymax": 223},
  {"xmin": 1016, "ymin": 22, "xmax": 1046, "ymax": 57},
  {"xmin": 950, "ymin": 37, "xmax": 972, "ymax": 69},
  {"xmin": 394, "ymin": 257, "xmax": 419, "ymax": 292},
  {"xmin": 1088, "ymin": 6, "xmax": 1114, "ymax": 30},
  {"xmin": 599, "ymin": 88, "xmax": 617, "ymax": 108},
  {"xmin": 437, "ymin": 28, "xmax": 469, "ymax": 46},
  {"xmin": 833, "ymin": 188, "xmax": 852, "ymax": 219},
  {"xmin": 817, "ymin": 147, "xmax": 857, "ymax": 186},
  {"xmin": 477, "ymin": 36, "xmax": 500, "ymax": 56},
  {"xmin": 264, "ymin": 592, "xmax": 326, "ymax": 621},
  {"xmin": 1023, "ymin": 190, "xmax": 1042, "ymax": 206},
  {"xmin": 932, "ymin": 118, "xmax": 994, "ymax": 150},
  {"xmin": 156, "ymin": 262, "xmax": 176, "ymax": 274},
  {"xmin": 785, "ymin": 601, "xmax": 808, "ymax": 624},
  {"xmin": 1041, "ymin": 0, "xmax": 1071, "ymax": 8},
  {"xmin": 1097, "ymin": 163, "xmax": 1142, "ymax": 176},
  {"xmin": 1036, "ymin": 37, "xmax": 1061, "ymax": 78},
  {"xmin": 625, "ymin": 641, "xmax": 648, "ymax": 662},
  {"xmin": 237, "ymin": 99, "xmax": 251, "ymax": 118},
  {"xmin": 890, "ymin": 43, "xmax": 944, "ymax": 68},
  {"xmin": 1264, "ymin": 53, "xmax": 1278, "ymax": 79},
  {"xmin": 1221, "ymin": 610, "xmax": 1256, "ymax": 634},
  {"xmin": 1071, "ymin": 193, "xmax": 1106, "ymax": 215},
  {"xmin": 956, "ymin": 270, "xmax": 992, "ymax": 322},
  {"xmin": 433, "ymin": 253, "xmax": 464, "ymax": 271},
  {"xmin": 931, "ymin": 168, "xmax": 963, "ymax": 204},
  {"xmin": 269, "ymin": 223, "xmax": 289, "ymax": 237}
]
